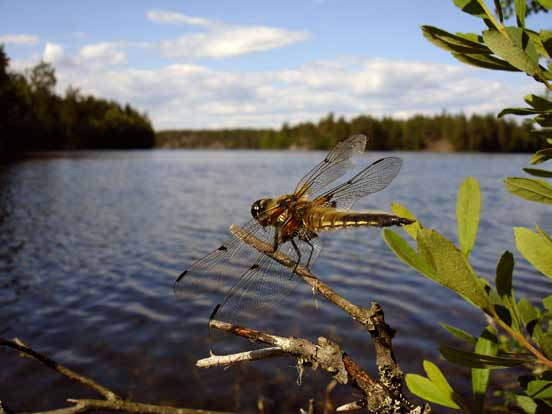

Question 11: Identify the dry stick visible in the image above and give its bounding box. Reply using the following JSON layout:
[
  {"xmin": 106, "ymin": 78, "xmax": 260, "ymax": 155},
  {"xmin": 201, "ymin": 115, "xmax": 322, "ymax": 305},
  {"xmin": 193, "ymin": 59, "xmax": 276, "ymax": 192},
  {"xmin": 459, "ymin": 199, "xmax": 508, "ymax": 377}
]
[
  {"xmin": 208, "ymin": 320, "xmax": 393, "ymax": 412},
  {"xmin": 211, "ymin": 224, "xmax": 430, "ymax": 413},
  {"xmin": 323, "ymin": 379, "xmax": 337, "ymax": 414},
  {"xmin": 0, "ymin": 338, "xmax": 236, "ymax": 414},
  {"xmin": 230, "ymin": 225, "xmax": 403, "ymax": 390},
  {"xmin": 196, "ymin": 347, "xmax": 285, "ymax": 367},
  {"xmin": 0, "ymin": 338, "xmax": 120, "ymax": 401}
]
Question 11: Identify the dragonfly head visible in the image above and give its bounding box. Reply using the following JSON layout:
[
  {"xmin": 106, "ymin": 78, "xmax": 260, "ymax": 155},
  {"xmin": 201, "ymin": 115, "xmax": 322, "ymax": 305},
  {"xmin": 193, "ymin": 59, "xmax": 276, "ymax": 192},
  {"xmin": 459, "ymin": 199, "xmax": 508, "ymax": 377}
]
[{"xmin": 251, "ymin": 198, "xmax": 272, "ymax": 224}]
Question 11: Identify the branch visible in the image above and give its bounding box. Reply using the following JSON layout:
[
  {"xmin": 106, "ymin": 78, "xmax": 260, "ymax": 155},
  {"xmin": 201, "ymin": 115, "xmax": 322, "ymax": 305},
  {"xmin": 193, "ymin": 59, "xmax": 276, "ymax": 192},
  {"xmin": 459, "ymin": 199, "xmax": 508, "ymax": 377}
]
[
  {"xmin": 208, "ymin": 320, "xmax": 428, "ymax": 414},
  {"xmin": 0, "ymin": 338, "xmax": 235, "ymax": 414},
  {"xmin": 0, "ymin": 338, "xmax": 120, "ymax": 401},
  {"xmin": 230, "ymin": 225, "xmax": 403, "ymax": 387},
  {"xmin": 196, "ymin": 347, "xmax": 285, "ymax": 368}
]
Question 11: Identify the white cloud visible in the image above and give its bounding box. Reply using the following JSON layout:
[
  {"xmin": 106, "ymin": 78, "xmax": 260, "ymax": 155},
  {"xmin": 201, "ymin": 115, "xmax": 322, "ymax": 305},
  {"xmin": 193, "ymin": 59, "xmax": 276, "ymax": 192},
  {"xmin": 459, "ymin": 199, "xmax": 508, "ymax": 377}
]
[
  {"xmin": 43, "ymin": 42, "xmax": 64, "ymax": 63},
  {"xmin": 34, "ymin": 56, "xmax": 535, "ymax": 130},
  {"xmin": 147, "ymin": 9, "xmax": 310, "ymax": 60},
  {"xmin": 160, "ymin": 26, "xmax": 310, "ymax": 60},
  {"xmin": 0, "ymin": 34, "xmax": 39, "ymax": 45},
  {"xmin": 8, "ymin": 13, "xmax": 535, "ymax": 132},
  {"xmin": 146, "ymin": 10, "xmax": 213, "ymax": 28},
  {"xmin": 76, "ymin": 42, "xmax": 127, "ymax": 67}
]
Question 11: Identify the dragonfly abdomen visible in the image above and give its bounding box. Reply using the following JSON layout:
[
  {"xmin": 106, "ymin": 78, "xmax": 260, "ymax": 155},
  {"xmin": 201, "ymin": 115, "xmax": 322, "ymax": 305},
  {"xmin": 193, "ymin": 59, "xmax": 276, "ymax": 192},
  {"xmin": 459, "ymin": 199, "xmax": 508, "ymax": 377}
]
[{"xmin": 304, "ymin": 207, "xmax": 413, "ymax": 231}]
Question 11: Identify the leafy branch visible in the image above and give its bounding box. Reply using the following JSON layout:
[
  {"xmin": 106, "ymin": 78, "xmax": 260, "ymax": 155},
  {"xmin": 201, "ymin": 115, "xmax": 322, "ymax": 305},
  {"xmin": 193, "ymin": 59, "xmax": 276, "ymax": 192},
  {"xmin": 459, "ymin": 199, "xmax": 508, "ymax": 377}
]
[{"xmin": 384, "ymin": 2, "xmax": 552, "ymax": 412}]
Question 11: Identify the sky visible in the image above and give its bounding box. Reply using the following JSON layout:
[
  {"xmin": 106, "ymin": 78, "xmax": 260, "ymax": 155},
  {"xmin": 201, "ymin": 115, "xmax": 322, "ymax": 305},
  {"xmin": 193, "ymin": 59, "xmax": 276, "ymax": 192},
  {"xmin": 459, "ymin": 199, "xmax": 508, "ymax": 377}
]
[{"xmin": 1, "ymin": 1, "xmax": 550, "ymax": 131}]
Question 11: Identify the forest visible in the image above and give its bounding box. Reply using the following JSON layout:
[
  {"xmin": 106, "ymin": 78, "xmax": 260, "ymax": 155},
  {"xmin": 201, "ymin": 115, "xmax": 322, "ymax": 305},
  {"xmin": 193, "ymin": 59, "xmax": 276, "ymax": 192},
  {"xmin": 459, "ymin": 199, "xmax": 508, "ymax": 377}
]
[
  {"xmin": 157, "ymin": 111, "xmax": 540, "ymax": 152},
  {"xmin": 0, "ymin": 46, "xmax": 155, "ymax": 159},
  {"xmin": 0, "ymin": 44, "xmax": 544, "ymax": 156}
]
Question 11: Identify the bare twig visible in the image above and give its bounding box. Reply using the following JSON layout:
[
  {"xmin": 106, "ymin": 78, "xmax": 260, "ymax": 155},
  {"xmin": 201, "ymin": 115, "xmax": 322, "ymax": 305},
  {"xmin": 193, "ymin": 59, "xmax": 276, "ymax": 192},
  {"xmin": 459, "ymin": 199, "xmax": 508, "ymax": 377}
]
[
  {"xmin": 0, "ymin": 338, "xmax": 120, "ymax": 401},
  {"xmin": 257, "ymin": 396, "xmax": 265, "ymax": 414},
  {"xmin": 324, "ymin": 380, "xmax": 337, "ymax": 414},
  {"xmin": 336, "ymin": 400, "xmax": 366, "ymax": 412},
  {"xmin": 207, "ymin": 320, "xmax": 427, "ymax": 413},
  {"xmin": 196, "ymin": 347, "xmax": 285, "ymax": 368},
  {"xmin": 0, "ymin": 338, "xmax": 235, "ymax": 414}
]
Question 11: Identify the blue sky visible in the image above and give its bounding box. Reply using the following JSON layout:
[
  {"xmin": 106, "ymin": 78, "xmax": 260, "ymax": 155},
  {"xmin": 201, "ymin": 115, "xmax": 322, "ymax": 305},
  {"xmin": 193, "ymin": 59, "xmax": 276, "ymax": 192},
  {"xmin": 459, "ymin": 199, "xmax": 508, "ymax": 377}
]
[{"xmin": 1, "ymin": 1, "xmax": 549, "ymax": 130}]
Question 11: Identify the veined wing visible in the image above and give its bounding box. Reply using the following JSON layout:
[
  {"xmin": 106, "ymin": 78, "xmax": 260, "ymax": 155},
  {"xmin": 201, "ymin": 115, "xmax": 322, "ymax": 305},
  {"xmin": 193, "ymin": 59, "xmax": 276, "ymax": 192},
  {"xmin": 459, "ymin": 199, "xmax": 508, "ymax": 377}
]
[
  {"xmin": 294, "ymin": 134, "xmax": 367, "ymax": 199},
  {"xmin": 174, "ymin": 219, "xmax": 273, "ymax": 306},
  {"xmin": 314, "ymin": 157, "xmax": 403, "ymax": 210},
  {"xmin": 209, "ymin": 235, "xmax": 322, "ymax": 334}
]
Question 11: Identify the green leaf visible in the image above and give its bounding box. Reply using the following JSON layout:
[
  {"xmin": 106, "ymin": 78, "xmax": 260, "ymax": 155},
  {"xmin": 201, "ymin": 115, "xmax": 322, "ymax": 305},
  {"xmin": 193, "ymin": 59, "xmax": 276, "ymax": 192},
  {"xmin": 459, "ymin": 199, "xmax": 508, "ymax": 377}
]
[
  {"xmin": 539, "ymin": 332, "xmax": 552, "ymax": 359},
  {"xmin": 523, "ymin": 168, "xmax": 552, "ymax": 178},
  {"xmin": 498, "ymin": 107, "xmax": 542, "ymax": 117},
  {"xmin": 457, "ymin": 177, "xmax": 481, "ymax": 257},
  {"xmin": 537, "ymin": 0, "xmax": 552, "ymax": 10},
  {"xmin": 515, "ymin": 227, "xmax": 552, "ymax": 278},
  {"xmin": 496, "ymin": 251, "xmax": 514, "ymax": 298},
  {"xmin": 452, "ymin": 52, "xmax": 519, "ymax": 71},
  {"xmin": 531, "ymin": 148, "xmax": 552, "ymax": 165},
  {"xmin": 390, "ymin": 202, "xmax": 420, "ymax": 240},
  {"xmin": 536, "ymin": 224, "xmax": 552, "ymax": 247},
  {"xmin": 453, "ymin": 0, "xmax": 487, "ymax": 18},
  {"xmin": 518, "ymin": 298, "xmax": 540, "ymax": 329},
  {"xmin": 527, "ymin": 380, "xmax": 552, "ymax": 399},
  {"xmin": 517, "ymin": 298, "xmax": 544, "ymax": 345},
  {"xmin": 505, "ymin": 26, "xmax": 540, "ymax": 66},
  {"xmin": 383, "ymin": 229, "xmax": 437, "ymax": 280},
  {"xmin": 421, "ymin": 25, "xmax": 491, "ymax": 54},
  {"xmin": 515, "ymin": 395, "xmax": 537, "ymax": 414},
  {"xmin": 456, "ymin": 32, "xmax": 483, "ymax": 43},
  {"xmin": 405, "ymin": 373, "xmax": 461, "ymax": 409},
  {"xmin": 536, "ymin": 114, "xmax": 552, "ymax": 127},
  {"xmin": 483, "ymin": 28, "xmax": 539, "ymax": 75},
  {"xmin": 526, "ymin": 29, "xmax": 552, "ymax": 59},
  {"xmin": 515, "ymin": 0, "xmax": 526, "ymax": 28},
  {"xmin": 441, "ymin": 322, "xmax": 477, "ymax": 344},
  {"xmin": 544, "ymin": 295, "xmax": 552, "ymax": 312},
  {"xmin": 417, "ymin": 228, "xmax": 491, "ymax": 311},
  {"xmin": 495, "ymin": 251, "xmax": 521, "ymax": 331},
  {"xmin": 440, "ymin": 344, "xmax": 528, "ymax": 368},
  {"xmin": 472, "ymin": 326, "xmax": 498, "ymax": 413},
  {"xmin": 505, "ymin": 177, "xmax": 552, "ymax": 204},
  {"xmin": 424, "ymin": 360, "xmax": 456, "ymax": 397},
  {"xmin": 541, "ymin": 30, "xmax": 552, "ymax": 57}
]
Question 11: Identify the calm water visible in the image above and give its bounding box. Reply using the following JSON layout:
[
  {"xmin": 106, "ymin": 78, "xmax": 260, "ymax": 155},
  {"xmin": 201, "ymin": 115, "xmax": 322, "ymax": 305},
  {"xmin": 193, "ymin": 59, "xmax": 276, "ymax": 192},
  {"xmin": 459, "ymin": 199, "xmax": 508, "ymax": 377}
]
[{"xmin": 0, "ymin": 150, "xmax": 550, "ymax": 413}]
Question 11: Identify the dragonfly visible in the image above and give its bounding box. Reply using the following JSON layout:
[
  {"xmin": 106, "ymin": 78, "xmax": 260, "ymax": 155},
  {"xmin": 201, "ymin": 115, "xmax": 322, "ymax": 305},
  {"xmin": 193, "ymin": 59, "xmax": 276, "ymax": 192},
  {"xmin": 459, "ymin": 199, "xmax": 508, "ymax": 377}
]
[{"xmin": 175, "ymin": 134, "xmax": 413, "ymax": 332}]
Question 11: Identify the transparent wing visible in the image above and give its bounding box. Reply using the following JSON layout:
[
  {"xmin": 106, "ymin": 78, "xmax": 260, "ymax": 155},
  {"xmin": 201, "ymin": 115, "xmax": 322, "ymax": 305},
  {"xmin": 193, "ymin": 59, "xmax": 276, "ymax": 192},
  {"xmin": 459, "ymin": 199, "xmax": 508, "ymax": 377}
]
[
  {"xmin": 314, "ymin": 157, "xmax": 403, "ymax": 210},
  {"xmin": 209, "ymin": 235, "xmax": 322, "ymax": 334},
  {"xmin": 294, "ymin": 134, "xmax": 367, "ymax": 198},
  {"xmin": 174, "ymin": 219, "xmax": 273, "ymax": 307}
]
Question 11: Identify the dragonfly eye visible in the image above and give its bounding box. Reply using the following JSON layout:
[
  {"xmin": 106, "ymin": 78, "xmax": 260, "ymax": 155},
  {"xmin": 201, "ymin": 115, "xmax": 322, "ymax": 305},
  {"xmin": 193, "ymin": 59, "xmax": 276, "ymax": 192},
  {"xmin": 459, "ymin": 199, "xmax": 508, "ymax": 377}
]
[
  {"xmin": 251, "ymin": 198, "xmax": 269, "ymax": 219},
  {"xmin": 251, "ymin": 200, "xmax": 262, "ymax": 219}
]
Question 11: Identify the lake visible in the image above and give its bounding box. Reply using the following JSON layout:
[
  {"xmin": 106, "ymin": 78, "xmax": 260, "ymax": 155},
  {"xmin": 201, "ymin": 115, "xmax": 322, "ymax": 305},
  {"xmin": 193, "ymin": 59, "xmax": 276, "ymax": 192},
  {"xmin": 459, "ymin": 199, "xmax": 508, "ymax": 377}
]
[{"xmin": 0, "ymin": 150, "xmax": 550, "ymax": 413}]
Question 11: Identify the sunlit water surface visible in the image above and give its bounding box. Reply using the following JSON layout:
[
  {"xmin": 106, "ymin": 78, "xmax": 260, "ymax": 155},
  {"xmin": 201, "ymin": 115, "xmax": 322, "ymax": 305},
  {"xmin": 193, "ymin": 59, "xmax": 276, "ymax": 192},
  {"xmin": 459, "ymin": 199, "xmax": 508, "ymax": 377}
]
[{"xmin": 0, "ymin": 150, "xmax": 550, "ymax": 413}]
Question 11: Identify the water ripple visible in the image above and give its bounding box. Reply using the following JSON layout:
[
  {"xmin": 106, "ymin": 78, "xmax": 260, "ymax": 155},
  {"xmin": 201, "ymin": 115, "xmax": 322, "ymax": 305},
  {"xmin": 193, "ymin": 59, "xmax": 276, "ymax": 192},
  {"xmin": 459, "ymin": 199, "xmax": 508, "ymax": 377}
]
[{"xmin": 0, "ymin": 150, "xmax": 549, "ymax": 412}]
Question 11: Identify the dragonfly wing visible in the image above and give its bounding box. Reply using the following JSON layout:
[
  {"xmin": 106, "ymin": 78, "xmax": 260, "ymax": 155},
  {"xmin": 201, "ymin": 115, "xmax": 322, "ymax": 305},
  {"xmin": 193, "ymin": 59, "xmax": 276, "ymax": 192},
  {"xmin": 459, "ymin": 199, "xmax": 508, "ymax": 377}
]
[
  {"xmin": 294, "ymin": 134, "xmax": 367, "ymax": 198},
  {"xmin": 174, "ymin": 219, "xmax": 274, "ymax": 307},
  {"xmin": 209, "ymin": 235, "xmax": 322, "ymax": 334},
  {"xmin": 315, "ymin": 157, "xmax": 403, "ymax": 210}
]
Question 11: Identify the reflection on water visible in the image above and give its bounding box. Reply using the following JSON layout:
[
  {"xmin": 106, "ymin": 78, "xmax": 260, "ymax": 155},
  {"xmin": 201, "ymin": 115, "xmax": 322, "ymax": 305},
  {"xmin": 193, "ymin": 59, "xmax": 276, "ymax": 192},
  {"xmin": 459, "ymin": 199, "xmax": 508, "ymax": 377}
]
[{"xmin": 0, "ymin": 150, "xmax": 550, "ymax": 412}]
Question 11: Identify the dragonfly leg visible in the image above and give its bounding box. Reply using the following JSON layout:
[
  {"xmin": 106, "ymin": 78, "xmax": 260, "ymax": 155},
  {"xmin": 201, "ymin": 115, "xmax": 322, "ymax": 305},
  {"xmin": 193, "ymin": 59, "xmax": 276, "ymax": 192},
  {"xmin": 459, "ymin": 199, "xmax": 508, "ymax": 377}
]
[
  {"xmin": 290, "ymin": 239, "xmax": 301, "ymax": 273},
  {"xmin": 304, "ymin": 239, "xmax": 315, "ymax": 269},
  {"xmin": 272, "ymin": 226, "xmax": 280, "ymax": 252}
]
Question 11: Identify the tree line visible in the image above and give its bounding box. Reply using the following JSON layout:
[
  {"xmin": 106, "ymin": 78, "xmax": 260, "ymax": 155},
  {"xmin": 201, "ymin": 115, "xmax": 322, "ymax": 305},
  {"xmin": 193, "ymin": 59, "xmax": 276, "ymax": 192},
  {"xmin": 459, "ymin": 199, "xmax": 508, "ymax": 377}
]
[
  {"xmin": 157, "ymin": 111, "xmax": 539, "ymax": 152},
  {"xmin": 0, "ymin": 46, "xmax": 154, "ymax": 159}
]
